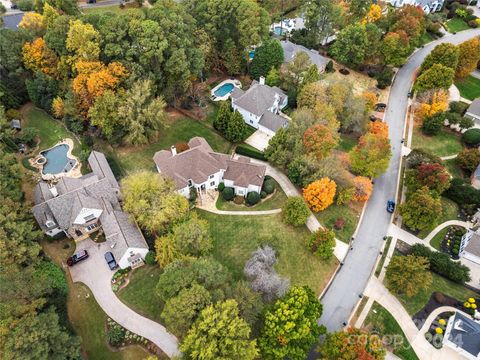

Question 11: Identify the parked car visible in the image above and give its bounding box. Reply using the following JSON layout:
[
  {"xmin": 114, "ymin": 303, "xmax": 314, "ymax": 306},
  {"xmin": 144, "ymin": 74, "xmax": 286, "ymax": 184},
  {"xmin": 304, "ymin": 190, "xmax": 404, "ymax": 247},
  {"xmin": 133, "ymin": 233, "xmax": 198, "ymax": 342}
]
[
  {"xmin": 67, "ymin": 250, "xmax": 89, "ymax": 266},
  {"xmin": 11, "ymin": 3, "xmax": 18, "ymax": 9},
  {"xmin": 374, "ymin": 103, "xmax": 386, "ymax": 112},
  {"xmin": 86, "ymin": 0, "xmax": 96, "ymax": 3},
  {"xmin": 387, "ymin": 200, "xmax": 395, "ymax": 213},
  {"xmin": 104, "ymin": 251, "xmax": 118, "ymax": 270}
]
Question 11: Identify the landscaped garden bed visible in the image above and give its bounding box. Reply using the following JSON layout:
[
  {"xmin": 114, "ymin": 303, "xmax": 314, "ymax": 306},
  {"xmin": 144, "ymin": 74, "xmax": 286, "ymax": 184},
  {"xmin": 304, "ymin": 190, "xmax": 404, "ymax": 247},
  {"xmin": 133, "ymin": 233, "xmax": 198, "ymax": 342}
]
[
  {"xmin": 437, "ymin": 225, "xmax": 466, "ymax": 259},
  {"xmin": 111, "ymin": 267, "xmax": 132, "ymax": 292},
  {"xmin": 412, "ymin": 292, "xmax": 463, "ymax": 328},
  {"xmin": 424, "ymin": 311, "xmax": 454, "ymax": 349}
]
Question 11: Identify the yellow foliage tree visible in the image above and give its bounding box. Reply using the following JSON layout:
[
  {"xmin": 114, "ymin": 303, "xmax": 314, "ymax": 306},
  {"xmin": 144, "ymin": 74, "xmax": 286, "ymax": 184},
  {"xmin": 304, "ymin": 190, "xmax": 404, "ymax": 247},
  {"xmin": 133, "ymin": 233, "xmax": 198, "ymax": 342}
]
[
  {"xmin": 66, "ymin": 19, "xmax": 101, "ymax": 65},
  {"xmin": 303, "ymin": 177, "xmax": 337, "ymax": 212},
  {"xmin": 416, "ymin": 90, "xmax": 448, "ymax": 121},
  {"xmin": 361, "ymin": 91, "xmax": 377, "ymax": 112},
  {"xmin": 43, "ymin": 2, "xmax": 59, "ymax": 29},
  {"xmin": 22, "ymin": 37, "xmax": 58, "ymax": 77},
  {"xmin": 51, "ymin": 97, "xmax": 64, "ymax": 119},
  {"xmin": 362, "ymin": 4, "xmax": 382, "ymax": 24},
  {"xmin": 352, "ymin": 176, "xmax": 373, "ymax": 201},
  {"xmin": 19, "ymin": 12, "xmax": 46, "ymax": 36}
]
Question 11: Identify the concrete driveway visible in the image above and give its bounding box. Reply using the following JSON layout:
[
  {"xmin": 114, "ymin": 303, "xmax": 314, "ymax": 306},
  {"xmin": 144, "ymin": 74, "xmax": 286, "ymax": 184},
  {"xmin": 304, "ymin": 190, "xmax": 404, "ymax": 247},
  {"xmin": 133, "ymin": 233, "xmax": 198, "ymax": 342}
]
[
  {"xmin": 69, "ymin": 239, "xmax": 179, "ymax": 358},
  {"xmin": 245, "ymin": 130, "xmax": 271, "ymax": 151}
]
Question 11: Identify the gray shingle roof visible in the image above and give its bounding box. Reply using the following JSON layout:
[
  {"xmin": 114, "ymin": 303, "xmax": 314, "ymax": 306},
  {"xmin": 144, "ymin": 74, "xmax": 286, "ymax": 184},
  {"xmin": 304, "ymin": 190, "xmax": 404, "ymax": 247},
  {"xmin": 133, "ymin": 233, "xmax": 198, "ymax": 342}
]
[
  {"xmin": 281, "ymin": 40, "xmax": 329, "ymax": 70},
  {"xmin": 88, "ymin": 151, "xmax": 119, "ymax": 189},
  {"xmin": 466, "ymin": 98, "xmax": 480, "ymax": 119},
  {"xmin": 447, "ymin": 312, "xmax": 480, "ymax": 357},
  {"xmin": 465, "ymin": 232, "xmax": 480, "ymax": 257},
  {"xmin": 232, "ymin": 81, "xmax": 286, "ymax": 117},
  {"xmin": 223, "ymin": 159, "xmax": 266, "ymax": 188},
  {"xmin": 259, "ymin": 111, "xmax": 289, "ymax": 132}
]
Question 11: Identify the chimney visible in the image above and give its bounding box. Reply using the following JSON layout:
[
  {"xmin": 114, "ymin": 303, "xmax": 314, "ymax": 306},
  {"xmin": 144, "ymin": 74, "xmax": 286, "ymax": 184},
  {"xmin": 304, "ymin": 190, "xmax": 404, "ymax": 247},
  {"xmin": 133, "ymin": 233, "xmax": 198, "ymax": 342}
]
[
  {"xmin": 273, "ymin": 93, "xmax": 280, "ymax": 112},
  {"xmin": 49, "ymin": 185, "xmax": 58, "ymax": 197},
  {"xmin": 259, "ymin": 76, "xmax": 265, "ymax": 85},
  {"xmin": 171, "ymin": 145, "xmax": 177, "ymax": 156}
]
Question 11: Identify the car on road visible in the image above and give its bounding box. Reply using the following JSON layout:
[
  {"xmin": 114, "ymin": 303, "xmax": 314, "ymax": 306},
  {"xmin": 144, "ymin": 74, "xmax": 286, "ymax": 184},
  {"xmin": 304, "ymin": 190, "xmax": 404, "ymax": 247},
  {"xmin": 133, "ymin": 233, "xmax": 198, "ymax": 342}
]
[
  {"xmin": 67, "ymin": 250, "xmax": 89, "ymax": 266},
  {"xmin": 104, "ymin": 251, "xmax": 118, "ymax": 270},
  {"xmin": 374, "ymin": 103, "xmax": 386, "ymax": 112},
  {"xmin": 386, "ymin": 200, "xmax": 395, "ymax": 213}
]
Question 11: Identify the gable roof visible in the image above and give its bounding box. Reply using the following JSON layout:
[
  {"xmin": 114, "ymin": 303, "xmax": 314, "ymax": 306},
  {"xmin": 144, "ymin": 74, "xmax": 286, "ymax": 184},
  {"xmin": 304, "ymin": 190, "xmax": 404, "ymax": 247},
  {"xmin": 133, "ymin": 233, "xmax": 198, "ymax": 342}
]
[
  {"xmin": 281, "ymin": 40, "xmax": 329, "ymax": 69},
  {"xmin": 223, "ymin": 158, "xmax": 266, "ymax": 188},
  {"xmin": 232, "ymin": 81, "xmax": 286, "ymax": 117},
  {"xmin": 259, "ymin": 111, "xmax": 289, "ymax": 132},
  {"xmin": 465, "ymin": 232, "xmax": 480, "ymax": 257},
  {"xmin": 466, "ymin": 98, "xmax": 480, "ymax": 119},
  {"xmin": 447, "ymin": 312, "xmax": 480, "ymax": 357},
  {"xmin": 88, "ymin": 151, "xmax": 119, "ymax": 189}
]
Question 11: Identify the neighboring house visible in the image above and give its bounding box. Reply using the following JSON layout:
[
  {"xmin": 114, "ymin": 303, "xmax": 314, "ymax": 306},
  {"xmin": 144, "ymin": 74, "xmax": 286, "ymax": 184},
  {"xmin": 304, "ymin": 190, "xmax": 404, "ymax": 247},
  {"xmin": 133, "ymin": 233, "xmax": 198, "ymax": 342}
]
[
  {"xmin": 10, "ymin": 119, "xmax": 21, "ymax": 131},
  {"xmin": 385, "ymin": 0, "xmax": 444, "ymax": 13},
  {"xmin": 281, "ymin": 40, "xmax": 329, "ymax": 73},
  {"xmin": 153, "ymin": 137, "xmax": 266, "ymax": 197},
  {"xmin": 465, "ymin": 98, "xmax": 480, "ymax": 127},
  {"xmin": 472, "ymin": 164, "xmax": 480, "ymax": 190},
  {"xmin": 231, "ymin": 77, "xmax": 289, "ymax": 137},
  {"xmin": 443, "ymin": 312, "xmax": 480, "ymax": 360},
  {"xmin": 32, "ymin": 151, "xmax": 148, "ymax": 269},
  {"xmin": 270, "ymin": 17, "xmax": 305, "ymax": 35},
  {"xmin": 460, "ymin": 229, "xmax": 480, "ymax": 264}
]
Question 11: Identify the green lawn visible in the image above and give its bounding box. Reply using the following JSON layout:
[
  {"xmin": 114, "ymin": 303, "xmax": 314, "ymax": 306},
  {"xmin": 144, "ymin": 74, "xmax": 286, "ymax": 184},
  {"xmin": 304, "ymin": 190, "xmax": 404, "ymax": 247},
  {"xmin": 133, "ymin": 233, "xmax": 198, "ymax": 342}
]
[
  {"xmin": 446, "ymin": 17, "xmax": 470, "ymax": 33},
  {"xmin": 412, "ymin": 126, "xmax": 463, "ymax": 158},
  {"xmin": 22, "ymin": 106, "xmax": 81, "ymax": 156},
  {"xmin": 418, "ymin": 32, "xmax": 435, "ymax": 46},
  {"xmin": 375, "ymin": 237, "xmax": 393, "ymax": 277},
  {"xmin": 338, "ymin": 134, "xmax": 359, "ymax": 152},
  {"xmin": 430, "ymin": 227, "xmax": 448, "ymax": 251},
  {"xmin": 444, "ymin": 158, "xmax": 464, "ymax": 179},
  {"xmin": 197, "ymin": 210, "xmax": 338, "ymax": 295},
  {"xmin": 82, "ymin": 4, "xmax": 144, "ymax": 15},
  {"xmin": 394, "ymin": 271, "xmax": 479, "ymax": 316},
  {"xmin": 455, "ymin": 75, "xmax": 480, "ymax": 101},
  {"xmin": 99, "ymin": 116, "xmax": 233, "ymax": 176},
  {"xmin": 215, "ymin": 179, "xmax": 287, "ymax": 211},
  {"xmin": 364, "ymin": 302, "xmax": 419, "ymax": 360},
  {"xmin": 417, "ymin": 198, "xmax": 459, "ymax": 239},
  {"xmin": 315, "ymin": 203, "xmax": 362, "ymax": 243},
  {"xmin": 117, "ymin": 265, "xmax": 164, "ymax": 323}
]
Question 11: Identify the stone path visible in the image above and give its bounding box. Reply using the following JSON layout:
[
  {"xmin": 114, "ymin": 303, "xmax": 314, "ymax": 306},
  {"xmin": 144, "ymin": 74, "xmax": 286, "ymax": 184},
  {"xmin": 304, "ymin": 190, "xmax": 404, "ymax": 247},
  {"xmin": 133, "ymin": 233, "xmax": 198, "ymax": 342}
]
[{"xmin": 440, "ymin": 154, "xmax": 458, "ymax": 160}]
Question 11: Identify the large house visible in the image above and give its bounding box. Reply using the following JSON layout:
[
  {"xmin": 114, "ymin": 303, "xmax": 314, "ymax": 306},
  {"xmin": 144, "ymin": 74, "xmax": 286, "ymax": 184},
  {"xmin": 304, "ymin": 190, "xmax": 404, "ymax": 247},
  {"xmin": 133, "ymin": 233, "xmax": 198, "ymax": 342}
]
[
  {"xmin": 231, "ymin": 77, "xmax": 289, "ymax": 137},
  {"xmin": 443, "ymin": 312, "xmax": 480, "ymax": 360},
  {"xmin": 385, "ymin": 0, "xmax": 444, "ymax": 14},
  {"xmin": 32, "ymin": 151, "xmax": 149, "ymax": 269},
  {"xmin": 460, "ymin": 229, "xmax": 480, "ymax": 265},
  {"xmin": 153, "ymin": 137, "xmax": 266, "ymax": 197},
  {"xmin": 281, "ymin": 40, "xmax": 329, "ymax": 73},
  {"xmin": 465, "ymin": 98, "xmax": 480, "ymax": 127}
]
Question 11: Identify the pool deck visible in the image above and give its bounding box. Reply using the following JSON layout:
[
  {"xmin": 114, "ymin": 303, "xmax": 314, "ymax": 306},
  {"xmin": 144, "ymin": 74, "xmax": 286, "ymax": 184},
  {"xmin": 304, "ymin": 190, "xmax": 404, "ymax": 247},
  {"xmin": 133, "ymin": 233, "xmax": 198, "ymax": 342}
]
[
  {"xmin": 210, "ymin": 79, "xmax": 242, "ymax": 101},
  {"xmin": 30, "ymin": 138, "xmax": 82, "ymax": 180}
]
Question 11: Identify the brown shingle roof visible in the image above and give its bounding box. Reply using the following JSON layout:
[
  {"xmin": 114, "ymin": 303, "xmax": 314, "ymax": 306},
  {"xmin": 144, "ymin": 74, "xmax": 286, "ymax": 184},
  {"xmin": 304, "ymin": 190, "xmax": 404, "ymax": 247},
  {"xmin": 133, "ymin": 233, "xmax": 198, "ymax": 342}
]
[
  {"xmin": 223, "ymin": 159, "xmax": 266, "ymax": 188},
  {"xmin": 232, "ymin": 81, "xmax": 286, "ymax": 117}
]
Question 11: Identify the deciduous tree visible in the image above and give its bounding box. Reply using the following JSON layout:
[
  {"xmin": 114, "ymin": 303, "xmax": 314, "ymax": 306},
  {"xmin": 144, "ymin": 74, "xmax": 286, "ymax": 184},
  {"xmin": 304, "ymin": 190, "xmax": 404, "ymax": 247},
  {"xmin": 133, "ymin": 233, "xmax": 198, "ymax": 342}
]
[
  {"xmin": 352, "ymin": 176, "xmax": 373, "ymax": 201},
  {"xmin": 303, "ymin": 177, "xmax": 337, "ymax": 212},
  {"xmin": 362, "ymin": 4, "xmax": 382, "ymax": 24},
  {"xmin": 282, "ymin": 196, "xmax": 310, "ymax": 226},
  {"xmin": 399, "ymin": 186, "xmax": 442, "ymax": 231},
  {"xmin": 330, "ymin": 23, "xmax": 368, "ymax": 67},
  {"xmin": 381, "ymin": 30, "xmax": 410, "ymax": 67},
  {"xmin": 414, "ymin": 64, "xmax": 455, "ymax": 93},
  {"xmin": 386, "ymin": 255, "xmax": 432, "ymax": 297},
  {"xmin": 250, "ymin": 39, "xmax": 284, "ymax": 79},
  {"xmin": 66, "ymin": 19, "xmax": 100, "ymax": 64},
  {"xmin": 368, "ymin": 121, "xmax": 389, "ymax": 138},
  {"xmin": 304, "ymin": 0, "xmax": 343, "ymax": 44},
  {"xmin": 303, "ymin": 124, "xmax": 339, "ymax": 160},
  {"xmin": 420, "ymin": 43, "xmax": 459, "ymax": 73},
  {"xmin": 349, "ymin": 133, "xmax": 391, "ymax": 178},
  {"xmin": 18, "ymin": 12, "xmax": 46, "ymax": 36},
  {"xmin": 413, "ymin": 162, "xmax": 451, "ymax": 194},
  {"xmin": 456, "ymin": 37, "xmax": 480, "ymax": 79},
  {"xmin": 307, "ymin": 228, "xmax": 336, "ymax": 259},
  {"xmin": 22, "ymin": 37, "xmax": 58, "ymax": 77},
  {"xmin": 171, "ymin": 214, "xmax": 212, "ymax": 257},
  {"xmin": 416, "ymin": 90, "xmax": 449, "ymax": 121}
]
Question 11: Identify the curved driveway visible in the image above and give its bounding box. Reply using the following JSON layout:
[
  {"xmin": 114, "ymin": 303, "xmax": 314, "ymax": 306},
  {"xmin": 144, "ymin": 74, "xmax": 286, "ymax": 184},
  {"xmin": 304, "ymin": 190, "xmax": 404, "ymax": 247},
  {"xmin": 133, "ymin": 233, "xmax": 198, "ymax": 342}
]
[{"xmin": 317, "ymin": 29, "xmax": 480, "ymax": 336}]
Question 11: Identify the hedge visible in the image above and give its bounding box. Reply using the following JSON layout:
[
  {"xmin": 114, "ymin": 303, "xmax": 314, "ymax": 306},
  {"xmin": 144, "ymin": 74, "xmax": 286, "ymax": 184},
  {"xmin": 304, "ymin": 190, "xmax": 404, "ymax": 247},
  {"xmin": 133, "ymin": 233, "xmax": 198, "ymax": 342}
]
[
  {"xmin": 222, "ymin": 187, "xmax": 234, "ymax": 201},
  {"xmin": 246, "ymin": 191, "xmax": 261, "ymax": 205},
  {"xmin": 410, "ymin": 244, "xmax": 471, "ymax": 283},
  {"xmin": 263, "ymin": 179, "xmax": 275, "ymax": 194},
  {"xmin": 235, "ymin": 145, "xmax": 266, "ymax": 161},
  {"xmin": 463, "ymin": 128, "xmax": 480, "ymax": 146}
]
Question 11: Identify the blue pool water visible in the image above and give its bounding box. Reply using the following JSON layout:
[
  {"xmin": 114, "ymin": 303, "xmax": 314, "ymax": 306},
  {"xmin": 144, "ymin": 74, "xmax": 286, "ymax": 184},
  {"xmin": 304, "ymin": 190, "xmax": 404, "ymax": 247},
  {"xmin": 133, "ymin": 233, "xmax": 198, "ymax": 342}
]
[
  {"xmin": 41, "ymin": 144, "xmax": 76, "ymax": 175},
  {"xmin": 214, "ymin": 83, "xmax": 234, "ymax": 97},
  {"xmin": 274, "ymin": 26, "xmax": 285, "ymax": 35},
  {"xmin": 249, "ymin": 50, "xmax": 255, "ymax": 59}
]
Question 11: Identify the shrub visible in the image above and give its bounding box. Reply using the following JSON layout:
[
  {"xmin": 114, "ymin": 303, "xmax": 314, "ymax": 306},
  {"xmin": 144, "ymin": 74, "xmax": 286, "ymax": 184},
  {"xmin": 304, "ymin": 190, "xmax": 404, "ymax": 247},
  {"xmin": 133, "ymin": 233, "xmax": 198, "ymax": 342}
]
[
  {"xmin": 246, "ymin": 191, "xmax": 260, "ymax": 205},
  {"xmin": 449, "ymin": 101, "xmax": 469, "ymax": 115},
  {"xmin": 175, "ymin": 142, "xmax": 189, "ymax": 153},
  {"xmin": 218, "ymin": 182, "xmax": 225, "ymax": 192},
  {"xmin": 444, "ymin": 177, "xmax": 480, "ymax": 206},
  {"xmin": 107, "ymin": 325, "xmax": 125, "ymax": 347},
  {"xmin": 263, "ymin": 179, "xmax": 275, "ymax": 194},
  {"xmin": 410, "ymin": 244, "xmax": 471, "ymax": 283},
  {"xmin": 463, "ymin": 128, "xmax": 480, "ymax": 146},
  {"xmin": 375, "ymin": 67, "xmax": 394, "ymax": 89},
  {"xmin": 282, "ymin": 197, "xmax": 310, "ymax": 227},
  {"xmin": 145, "ymin": 251, "xmax": 156, "ymax": 265},
  {"xmin": 434, "ymin": 292, "xmax": 446, "ymax": 303},
  {"xmin": 307, "ymin": 228, "xmax": 336, "ymax": 259},
  {"xmin": 468, "ymin": 20, "xmax": 478, "ymax": 28},
  {"xmin": 234, "ymin": 195, "xmax": 244, "ymax": 204},
  {"xmin": 422, "ymin": 113, "xmax": 445, "ymax": 135},
  {"xmin": 260, "ymin": 191, "xmax": 267, "ymax": 199},
  {"xmin": 406, "ymin": 149, "xmax": 442, "ymax": 168},
  {"xmin": 457, "ymin": 148, "xmax": 480, "ymax": 174},
  {"xmin": 17, "ymin": 0, "xmax": 33, "ymax": 10},
  {"xmin": 5, "ymin": 109, "xmax": 21, "ymax": 120},
  {"xmin": 235, "ymin": 145, "xmax": 266, "ymax": 161},
  {"xmin": 334, "ymin": 218, "xmax": 345, "ymax": 230},
  {"xmin": 326, "ymin": 60, "xmax": 334, "ymax": 73},
  {"xmin": 222, "ymin": 187, "xmax": 234, "ymax": 201}
]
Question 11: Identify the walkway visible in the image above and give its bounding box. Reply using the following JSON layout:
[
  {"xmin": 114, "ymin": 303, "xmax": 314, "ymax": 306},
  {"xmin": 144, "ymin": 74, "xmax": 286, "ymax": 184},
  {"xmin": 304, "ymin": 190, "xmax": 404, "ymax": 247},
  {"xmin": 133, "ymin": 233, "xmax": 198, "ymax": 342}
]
[
  {"xmin": 440, "ymin": 154, "xmax": 458, "ymax": 160},
  {"xmin": 69, "ymin": 239, "xmax": 180, "ymax": 358}
]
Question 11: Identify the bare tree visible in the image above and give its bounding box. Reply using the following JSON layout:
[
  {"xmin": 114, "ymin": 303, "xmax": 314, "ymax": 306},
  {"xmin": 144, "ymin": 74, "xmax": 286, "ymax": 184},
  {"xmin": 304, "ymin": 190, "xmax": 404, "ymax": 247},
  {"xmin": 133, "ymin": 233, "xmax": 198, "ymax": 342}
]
[{"xmin": 244, "ymin": 246, "xmax": 290, "ymax": 301}]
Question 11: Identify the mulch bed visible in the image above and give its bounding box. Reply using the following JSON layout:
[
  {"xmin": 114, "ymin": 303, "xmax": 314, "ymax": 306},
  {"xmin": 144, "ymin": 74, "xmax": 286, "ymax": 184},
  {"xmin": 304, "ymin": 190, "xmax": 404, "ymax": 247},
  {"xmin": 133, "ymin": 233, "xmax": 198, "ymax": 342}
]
[{"xmin": 412, "ymin": 292, "xmax": 463, "ymax": 329}]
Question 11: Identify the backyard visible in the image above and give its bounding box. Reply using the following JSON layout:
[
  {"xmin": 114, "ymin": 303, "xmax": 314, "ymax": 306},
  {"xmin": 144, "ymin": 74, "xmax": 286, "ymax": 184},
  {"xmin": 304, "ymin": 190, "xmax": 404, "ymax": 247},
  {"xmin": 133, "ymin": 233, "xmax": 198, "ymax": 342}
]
[
  {"xmin": 364, "ymin": 302, "xmax": 419, "ymax": 360},
  {"xmin": 412, "ymin": 126, "xmax": 463, "ymax": 158},
  {"xmin": 197, "ymin": 210, "xmax": 338, "ymax": 295},
  {"xmin": 315, "ymin": 202, "xmax": 363, "ymax": 243},
  {"xmin": 455, "ymin": 75, "xmax": 480, "ymax": 101}
]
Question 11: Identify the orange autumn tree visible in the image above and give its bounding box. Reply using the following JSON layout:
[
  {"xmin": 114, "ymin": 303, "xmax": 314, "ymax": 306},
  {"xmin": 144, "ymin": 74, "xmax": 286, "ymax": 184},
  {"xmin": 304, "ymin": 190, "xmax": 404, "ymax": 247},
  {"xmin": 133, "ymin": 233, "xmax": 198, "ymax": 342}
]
[
  {"xmin": 416, "ymin": 90, "xmax": 448, "ymax": 121},
  {"xmin": 22, "ymin": 38, "xmax": 58, "ymax": 77},
  {"xmin": 72, "ymin": 61, "xmax": 128, "ymax": 117},
  {"xmin": 303, "ymin": 177, "xmax": 336, "ymax": 212},
  {"xmin": 456, "ymin": 37, "xmax": 480, "ymax": 79},
  {"xmin": 362, "ymin": 4, "xmax": 382, "ymax": 24},
  {"xmin": 368, "ymin": 121, "xmax": 389, "ymax": 138},
  {"xmin": 303, "ymin": 124, "xmax": 339, "ymax": 160},
  {"xmin": 352, "ymin": 176, "xmax": 373, "ymax": 201}
]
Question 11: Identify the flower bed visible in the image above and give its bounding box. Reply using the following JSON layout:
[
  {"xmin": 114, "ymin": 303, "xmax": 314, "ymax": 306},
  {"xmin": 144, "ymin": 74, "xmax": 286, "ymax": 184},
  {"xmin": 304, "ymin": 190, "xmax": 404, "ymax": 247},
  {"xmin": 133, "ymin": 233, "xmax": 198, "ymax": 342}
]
[
  {"xmin": 424, "ymin": 311, "xmax": 454, "ymax": 349},
  {"xmin": 439, "ymin": 226, "xmax": 466, "ymax": 259},
  {"xmin": 106, "ymin": 317, "xmax": 161, "ymax": 355},
  {"xmin": 111, "ymin": 267, "xmax": 131, "ymax": 292}
]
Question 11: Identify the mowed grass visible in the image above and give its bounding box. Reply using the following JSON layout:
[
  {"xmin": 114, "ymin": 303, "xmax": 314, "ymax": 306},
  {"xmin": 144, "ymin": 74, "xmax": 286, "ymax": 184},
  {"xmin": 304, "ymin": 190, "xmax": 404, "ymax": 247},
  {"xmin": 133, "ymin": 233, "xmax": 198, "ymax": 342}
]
[
  {"xmin": 394, "ymin": 271, "xmax": 479, "ymax": 316},
  {"xmin": 40, "ymin": 238, "xmax": 152, "ymax": 360},
  {"xmin": 99, "ymin": 116, "xmax": 233, "ymax": 175},
  {"xmin": 364, "ymin": 302, "xmax": 419, "ymax": 360},
  {"xmin": 446, "ymin": 17, "xmax": 470, "ymax": 33},
  {"xmin": 117, "ymin": 265, "xmax": 164, "ymax": 323},
  {"xmin": 416, "ymin": 197, "xmax": 459, "ymax": 239},
  {"xmin": 418, "ymin": 32, "xmax": 435, "ymax": 46},
  {"xmin": 429, "ymin": 227, "xmax": 448, "ymax": 251},
  {"xmin": 444, "ymin": 158, "xmax": 464, "ymax": 179},
  {"xmin": 455, "ymin": 75, "xmax": 480, "ymax": 101},
  {"xmin": 216, "ymin": 179, "xmax": 287, "ymax": 211},
  {"xmin": 338, "ymin": 134, "xmax": 359, "ymax": 152},
  {"xmin": 82, "ymin": 4, "xmax": 143, "ymax": 15},
  {"xmin": 197, "ymin": 210, "xmax": 338, "ymax": 295},
  {"xmin": 412, "ymin": 126, "xmax": 463, "ymax": 158},
  {"xmin": 22, "ymin": 106, "xmax": 81, "ymax": 156},
  {"xmin": 315, "ymin": 203, "xmax": 362, "ymax": 243}
]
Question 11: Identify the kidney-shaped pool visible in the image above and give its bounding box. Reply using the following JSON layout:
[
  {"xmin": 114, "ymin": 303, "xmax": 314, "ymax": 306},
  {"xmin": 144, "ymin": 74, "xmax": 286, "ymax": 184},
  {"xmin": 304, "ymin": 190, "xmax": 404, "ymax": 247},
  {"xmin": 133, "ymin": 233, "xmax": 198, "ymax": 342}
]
[{"xmin": 41, "ymin": 143, "xmax": 77, "ymax": 176}]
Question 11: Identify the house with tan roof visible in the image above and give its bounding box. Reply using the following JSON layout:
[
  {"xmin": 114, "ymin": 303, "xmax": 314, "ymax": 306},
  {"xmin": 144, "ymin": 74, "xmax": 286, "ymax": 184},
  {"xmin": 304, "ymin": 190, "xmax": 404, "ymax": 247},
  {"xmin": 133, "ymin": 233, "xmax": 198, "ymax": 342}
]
[
  {"xmin": 153, "ymin": 137, "xmax": 266, "ymax": 198},
  {"xmin": 231, "ymin": 77, "xmax": 289, "ymax": 137},
  {"xmin": 32, "ymin": 151, "xmax": 148, "ymax": 269}
]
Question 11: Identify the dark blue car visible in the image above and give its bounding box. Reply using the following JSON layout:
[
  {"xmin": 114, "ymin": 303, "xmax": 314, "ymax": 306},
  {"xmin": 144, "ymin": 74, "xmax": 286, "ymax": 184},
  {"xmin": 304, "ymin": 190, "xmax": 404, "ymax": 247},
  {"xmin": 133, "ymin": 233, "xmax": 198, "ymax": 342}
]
[
  {"xmin": 387, "ymin": 200, "xmax": 395, "ymax": 213},
  {"xmin": 104, "ymin": 252, "xmax": 118, "ymax": 270}
]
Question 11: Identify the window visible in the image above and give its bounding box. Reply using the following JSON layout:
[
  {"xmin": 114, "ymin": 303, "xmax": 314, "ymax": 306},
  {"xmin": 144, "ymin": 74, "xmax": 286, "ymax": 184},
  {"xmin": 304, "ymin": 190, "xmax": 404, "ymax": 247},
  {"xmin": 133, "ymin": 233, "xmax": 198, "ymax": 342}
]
[
  {"xmin": 209, "ymin": 175, "xmax": 214, "ymax": 179},
  {"xmin": 84, "ymin": 214, "xmax": 96, "ymax": 222},
  {"xmin": 238, "ymin": 190, "xmax": 244, "ymax": 195},
  {"xmin": 188, "ymin": 179, "xmax": 193, "ymax": 186},
  {"xmin": 86, "ymin": 223, "xmax": 98, "ymax": 232},
  {"xmin": 250, "ymin": 120, "xmax": 253, "ymax": 124},
  {"xmin": 210, "ymin": 181, "xmax": 215, "ymax": 186}
]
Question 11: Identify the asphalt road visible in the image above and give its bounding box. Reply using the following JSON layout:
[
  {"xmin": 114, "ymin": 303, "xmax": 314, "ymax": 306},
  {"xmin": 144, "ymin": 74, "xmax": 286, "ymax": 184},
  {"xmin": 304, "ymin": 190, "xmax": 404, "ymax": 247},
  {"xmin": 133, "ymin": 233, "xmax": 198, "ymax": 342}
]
[{"xmin": 315, "ymin": 28, "xmax": 480, "ymax": 342}]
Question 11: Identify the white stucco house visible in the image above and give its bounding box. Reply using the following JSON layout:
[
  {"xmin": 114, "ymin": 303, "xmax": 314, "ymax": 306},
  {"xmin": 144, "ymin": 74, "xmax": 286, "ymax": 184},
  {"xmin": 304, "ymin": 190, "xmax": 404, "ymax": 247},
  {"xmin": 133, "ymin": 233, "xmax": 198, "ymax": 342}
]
[
  {"xmin": 460, "ymin": 229, "xmax": 480, "ymax": 264},
  {"xmin": 153, "ymin": 137, "xmax": 266, "ymax": 198},
  {"xmin": 32, "ymin": 151, "xmax": 149, "ymax": 269},
  {"xmin": 385, "ymin": 0, "xmax": 444, "ymax": 13},
  {"xmin": 281, "ymin": 40, "xmax": 329, "ymax": 73},
  {"xmin": 231, "ymin": 77, "xmax": 289, "ymax": 137}
]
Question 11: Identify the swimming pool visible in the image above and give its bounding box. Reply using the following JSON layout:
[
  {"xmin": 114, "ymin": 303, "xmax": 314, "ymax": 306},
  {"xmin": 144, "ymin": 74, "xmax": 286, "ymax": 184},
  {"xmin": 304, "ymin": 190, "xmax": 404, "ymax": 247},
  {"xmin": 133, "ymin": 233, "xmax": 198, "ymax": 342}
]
[
  {"xmin": 249, "ymin": 50, "xmax": 255, "ymax": 60},
  {"xmin": 214, "ymin": 83, "xmax": 234, "ymax": 97},
  {"xmin": 41, "ymin": 144, "xmax": 77, "ymax": 175},
  {"xmin": 274, "ymin": 26, "xmax": 285, "ymax": 35}
]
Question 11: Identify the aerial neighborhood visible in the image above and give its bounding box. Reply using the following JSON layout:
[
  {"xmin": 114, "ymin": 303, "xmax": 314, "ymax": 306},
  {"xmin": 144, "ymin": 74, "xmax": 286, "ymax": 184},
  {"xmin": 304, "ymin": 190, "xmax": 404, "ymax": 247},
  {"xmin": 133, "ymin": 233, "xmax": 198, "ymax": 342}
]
[{"xmin": 3, "ymin": 0, "xmax": 480, "ymax": 359}]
